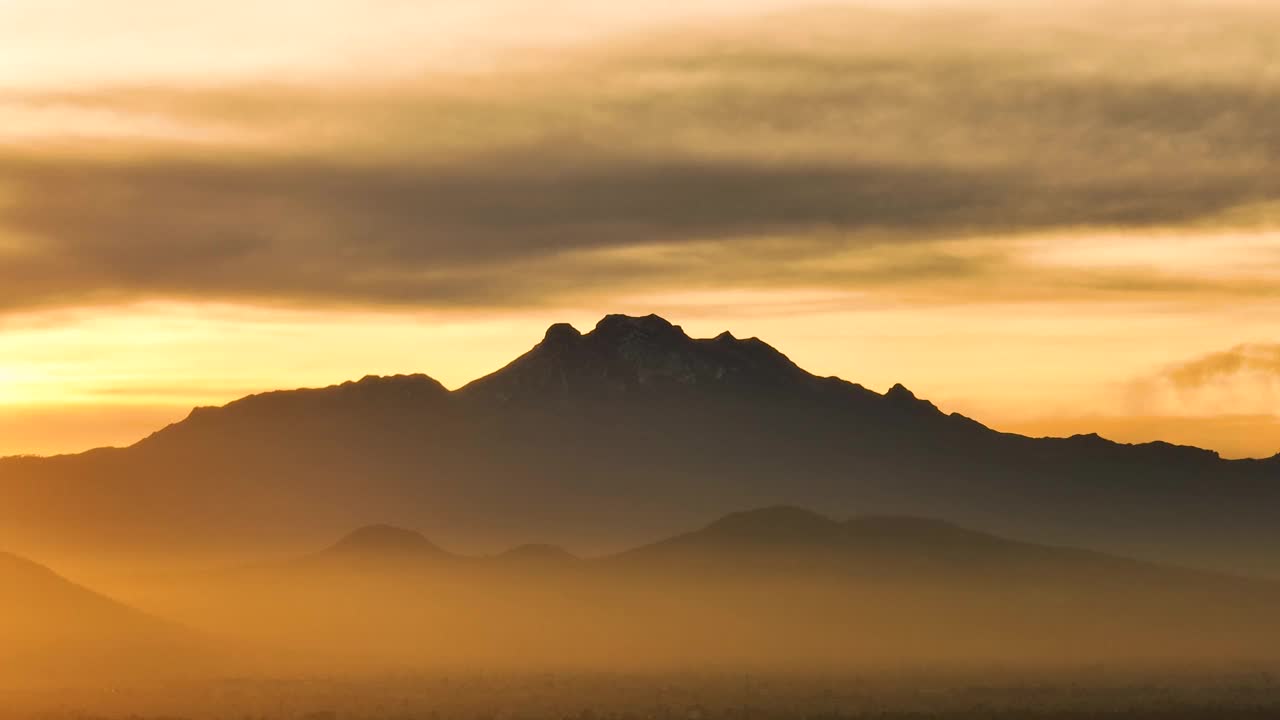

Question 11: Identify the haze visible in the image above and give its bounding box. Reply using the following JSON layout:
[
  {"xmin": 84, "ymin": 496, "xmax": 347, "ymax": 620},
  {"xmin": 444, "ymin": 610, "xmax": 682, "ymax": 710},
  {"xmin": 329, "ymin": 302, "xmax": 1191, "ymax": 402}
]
[
  {"xmin": 3, "ymin": 1, "xmax": 1280, "ymax": 709},
  {"xmin": 1, "ymin": 0, "xmax": 1277, "ymax": 459}
]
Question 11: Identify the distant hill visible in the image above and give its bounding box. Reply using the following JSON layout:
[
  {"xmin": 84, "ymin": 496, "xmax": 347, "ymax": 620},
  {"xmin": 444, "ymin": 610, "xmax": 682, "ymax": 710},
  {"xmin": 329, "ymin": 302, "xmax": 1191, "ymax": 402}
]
[
  {"xmin": 284, "ymin": 507, "xmax": 1271, "ymax": 592},
  {"xmin": 605, "ymin": 506, "xmax": 1277, "ymax": 599},
  {"xmin": 148, "ymin": 508, "xmax": 1280, "ymax": 672},
  {"xmin": 317, "ymin": 524, "xmax": 449, "ymax": 562},
  {"xmin": 0, "ymin": 551, "xmax": 200, "ymax": 687},
  {"xmin": 1, "ymin": 313, "xmax": 1278, "ymax": 577}
]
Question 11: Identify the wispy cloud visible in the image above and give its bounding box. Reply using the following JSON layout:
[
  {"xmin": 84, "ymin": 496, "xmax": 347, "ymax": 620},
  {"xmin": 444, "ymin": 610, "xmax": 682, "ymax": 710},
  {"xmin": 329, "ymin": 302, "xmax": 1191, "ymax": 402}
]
[
  {"xmin": 1128, "ymin": 344, "xmax": 1280, "ymax": 419},
  {"xmin": 1165, "ymin": 344, "xmax": 1280, "ymax": 390}
]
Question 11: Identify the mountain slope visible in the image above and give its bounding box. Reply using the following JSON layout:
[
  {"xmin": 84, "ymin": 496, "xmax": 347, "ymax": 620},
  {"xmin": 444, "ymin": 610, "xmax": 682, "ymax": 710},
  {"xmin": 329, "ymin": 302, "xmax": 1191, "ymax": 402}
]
[
  {"xmin": 606, "ymin": 506, "xmax": 1256, "ymax": 591},
  {"xmin": 0, "ymin": 314, "xmax": 1276, "ymax": 577},
  {"xmin": 141, "ymin": 508, "xmax": 1280, "ymax": 672},
  {"xmin": 293, "ymin": 524, "xmax": 458, "ymax": 574},
  {"xmin": 0, "ymin": 551, "xmax": 199, "ymax": 687}
]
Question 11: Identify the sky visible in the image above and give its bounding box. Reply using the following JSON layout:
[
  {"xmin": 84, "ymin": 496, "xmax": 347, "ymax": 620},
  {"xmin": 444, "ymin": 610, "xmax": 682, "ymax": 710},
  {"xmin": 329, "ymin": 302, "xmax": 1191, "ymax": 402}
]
[{"xmin": 1, "ymin": 0, "xmax": 1278, "ymax": 459}]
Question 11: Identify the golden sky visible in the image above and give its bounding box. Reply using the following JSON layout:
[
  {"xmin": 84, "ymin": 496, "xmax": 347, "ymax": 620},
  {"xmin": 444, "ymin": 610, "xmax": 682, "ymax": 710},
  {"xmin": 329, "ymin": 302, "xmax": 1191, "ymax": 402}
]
[{"xmin": 1, "ymin": 0, "xmax": 1278, "ymax": 458}]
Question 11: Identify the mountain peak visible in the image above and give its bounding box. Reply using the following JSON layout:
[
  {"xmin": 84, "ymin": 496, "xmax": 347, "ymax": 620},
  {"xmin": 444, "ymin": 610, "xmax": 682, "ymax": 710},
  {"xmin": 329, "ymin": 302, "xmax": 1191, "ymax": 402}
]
[
  {"xmin": 886, "ymin": 383, "xmax": 916, "ymax": 401},
  {"xmin": 327, "ymin": 524, "xmax": 442, "ymax": 557},
  {"xmin": 459, "ymin": 313, "xmax": 817, "ymax": 404},
  {"xmin": 593, "ymin": 313, "xmax": 684, "ymax": 338},
  {"xmin": 542, "ymin": 322, "xmax": 582, "ymax": 344}
]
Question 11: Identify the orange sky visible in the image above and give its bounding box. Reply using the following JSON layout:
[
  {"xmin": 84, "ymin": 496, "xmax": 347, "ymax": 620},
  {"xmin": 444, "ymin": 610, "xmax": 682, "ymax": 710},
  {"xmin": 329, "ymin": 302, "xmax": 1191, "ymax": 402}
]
[{"xmin": 1, "ymin": 0, "xmax": 1277, "ymax": 459}]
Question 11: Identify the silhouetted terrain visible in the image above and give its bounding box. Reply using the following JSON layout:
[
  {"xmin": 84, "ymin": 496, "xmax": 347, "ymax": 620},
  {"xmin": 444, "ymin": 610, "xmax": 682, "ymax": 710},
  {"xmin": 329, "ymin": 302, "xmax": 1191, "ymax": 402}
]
[
  {"xmin": 109, "ymin": 507, "xmax": 1280, "ymax": 675},
  {"xmin": 0, "ymin": 552, "xmax": 198, "ymax": 688},
  {"xmin": 1, "ymin": 314, "xmax": 1277, "ymax": 577},
  {"xmin": 2, "ymin": 506, "xmax": 1279, "ymax": 712}
]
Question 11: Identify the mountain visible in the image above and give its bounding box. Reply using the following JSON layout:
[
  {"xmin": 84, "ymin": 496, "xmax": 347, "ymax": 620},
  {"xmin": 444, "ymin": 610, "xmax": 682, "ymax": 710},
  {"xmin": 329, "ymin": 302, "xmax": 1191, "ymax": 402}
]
[
  {"xmin": 142, "ymin": 508, "xmax": 1280, "ymax": 672},
  {"xmin": 322, "ymin": 524, "xmax": 447, "ymax": 560},
  {"xmin": 606, "ymin": 506, "xmax": 1259, "ymax": 592},
  {"xmin": 292, "ymin": 524, "xmax": 457, "ymax": 574},
  {"xmin": 291, "ymin": 507, "xmax": 1262, "ymax": 591},
  {"xmin": 1, "ymin": 313, "xmax": 1277, "ymax": 577},
  {"xmin": 0, "ymin": 551, "xmax": 199, "ymax": 687}
]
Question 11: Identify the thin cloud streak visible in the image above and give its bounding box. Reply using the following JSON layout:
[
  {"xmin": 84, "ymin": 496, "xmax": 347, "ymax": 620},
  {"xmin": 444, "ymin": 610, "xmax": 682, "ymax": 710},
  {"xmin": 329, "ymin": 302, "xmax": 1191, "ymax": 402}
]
[{"xmin": 1165, "ymin": 344, "xmax": 1280, "ymax": 390}]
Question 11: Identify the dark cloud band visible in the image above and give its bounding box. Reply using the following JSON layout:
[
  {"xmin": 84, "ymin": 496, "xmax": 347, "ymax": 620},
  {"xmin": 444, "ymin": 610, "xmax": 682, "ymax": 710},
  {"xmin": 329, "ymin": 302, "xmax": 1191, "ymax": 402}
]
[{"xmin": 2, "ymin": 2, "xmax": 1279, "ymax": 313}]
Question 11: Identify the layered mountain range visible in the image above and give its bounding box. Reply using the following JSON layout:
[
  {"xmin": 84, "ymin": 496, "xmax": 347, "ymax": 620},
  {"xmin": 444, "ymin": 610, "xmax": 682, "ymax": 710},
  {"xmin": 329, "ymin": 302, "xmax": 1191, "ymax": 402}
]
[
  {"xmin": 1, "ymin": 314, "xmax": 1277, "ymax": 575},
  {"xmin": 32, "ymin": 507, "xmax": 1274, "ymax": 676}
]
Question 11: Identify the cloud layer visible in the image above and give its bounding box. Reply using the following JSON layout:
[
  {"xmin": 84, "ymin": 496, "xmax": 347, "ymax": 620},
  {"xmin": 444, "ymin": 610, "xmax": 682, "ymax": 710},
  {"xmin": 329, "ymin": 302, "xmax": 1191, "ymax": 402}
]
[{"xmin": 2, "ymin": 1, "xmax": 1279, "ymax": 313}]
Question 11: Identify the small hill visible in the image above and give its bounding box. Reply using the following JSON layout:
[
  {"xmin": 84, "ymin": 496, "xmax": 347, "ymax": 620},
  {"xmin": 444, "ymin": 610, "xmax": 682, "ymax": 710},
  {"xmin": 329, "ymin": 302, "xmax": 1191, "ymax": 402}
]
[
  {"xmin": 606, "ymin": 506, "xmax": 1251, "ymax": 589},
  {"xmin": 297, "ymin": 524, "xmax": 455, "ymax": 572},
  {"xmin": 327, "ymin": 524, "xmax": 443, "ymax": 557}
]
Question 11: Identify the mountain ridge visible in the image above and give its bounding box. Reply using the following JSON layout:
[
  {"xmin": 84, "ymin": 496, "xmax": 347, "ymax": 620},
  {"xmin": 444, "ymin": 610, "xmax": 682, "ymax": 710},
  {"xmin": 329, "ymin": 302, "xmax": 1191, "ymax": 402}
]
[
  {"xmin": 130, "ymin": 507, "xmax": 1280, "ymax": 673},
  {"xmin": 134, "ymin": 314, "xmax": 1233, "ymax": 460},
  {"xmin": 1, "ymin": 313, "xmax": 1277, "ymax": 579},
  {"xmin": 0, "ymin": 550, "xmax": 201, "ymax": 685},
  {"xmin": 120, "ymin": 314, "xmax": 1224, "ymax": 461},
  {"xmin": 286, "ymin": 506, "xmax": 1274, "ymax": 590}
]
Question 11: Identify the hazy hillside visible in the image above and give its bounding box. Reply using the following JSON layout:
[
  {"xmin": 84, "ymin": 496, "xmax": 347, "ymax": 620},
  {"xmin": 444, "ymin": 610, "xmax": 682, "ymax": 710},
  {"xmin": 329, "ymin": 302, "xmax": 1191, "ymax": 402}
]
[
  {"xmin": 1, "ymin": 314, "xmax": 1277, "ymax": 577},
  {"xmin": 112, "ymin": 508, "xmax": 1280, "ymax": 675},
  {"xmin": 0, "ymin": 552, "xmax": 202, "ymax": 689}
]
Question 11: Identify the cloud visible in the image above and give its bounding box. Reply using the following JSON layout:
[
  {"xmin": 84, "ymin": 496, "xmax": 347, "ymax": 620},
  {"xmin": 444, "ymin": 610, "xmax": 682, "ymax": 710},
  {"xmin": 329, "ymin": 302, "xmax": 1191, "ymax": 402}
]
[
  {"xmin": 2, "ymin": 1, "xmax": 1280, "ymax": 314},
  {"xmin": 1127, "ymin": 344, "xmax": 1280, "ymax": 419},
  {"xmin": 1165, "ymin": 344, "xmax": 1280, "ymax": 390}
]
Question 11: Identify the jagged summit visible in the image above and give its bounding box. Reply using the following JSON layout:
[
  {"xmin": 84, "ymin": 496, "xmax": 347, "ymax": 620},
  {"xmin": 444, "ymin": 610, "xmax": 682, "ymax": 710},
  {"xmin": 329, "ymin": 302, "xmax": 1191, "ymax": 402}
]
[
  {"xmin": 882, "ymin": 382, "xmax": 942, "ymax": 416},
  {"xmin": 885, "ymin": 383, "xmax": 916, "ymax": 400},
  {"xmin": 542, "ymin": 322, "xmax": 582, "ymax": 344},
  {"xmin": 594, "ymin": 313, "xmax": 684, "ymax": 337},
  {"xmin": 460, "ymin": 313, "xmax": 825, "ymax": 404}
]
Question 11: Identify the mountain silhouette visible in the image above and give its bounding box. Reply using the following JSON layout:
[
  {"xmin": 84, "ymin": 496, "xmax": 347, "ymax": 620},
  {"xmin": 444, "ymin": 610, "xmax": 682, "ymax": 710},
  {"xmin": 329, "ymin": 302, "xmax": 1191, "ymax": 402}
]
[
  {"xmin": 1, "ymin": 314, "xmax": 1277, "ymax": 577},
  {"xmin": 327, "ymin": 524, "xmax": 444, "ymax": 557},
  {"xmin": 281, "ymin": 507, "xmax": 1267, "ymax": 596},
  {"xmin": 605, "ymin": 506, "xmax": 1257, "ymax": 591},
  {"xmin": 0, "ymin": 551, "xmax": 151, "ymax": 624},
  {"xmin": 460, "ymin": 314, "xmax": 834, "ymax": 404},
  {"xmin": 160, "ymin": 507, "xmax": 1280, "ymax": 671},
  {"xmin": 0, "ymin": 551, "xmax": 198, "ymax": 685},
  {"xmin": 287, "ymin": 524, "xmax": 458, "ymax": 576}
]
